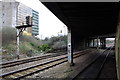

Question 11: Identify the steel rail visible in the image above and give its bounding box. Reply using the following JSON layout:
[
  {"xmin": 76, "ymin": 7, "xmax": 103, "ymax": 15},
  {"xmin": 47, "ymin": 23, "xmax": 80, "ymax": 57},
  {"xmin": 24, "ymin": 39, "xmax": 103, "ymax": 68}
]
[
  {"xmin": 1, "ymin": 49, "xmax": 95, "ymax": 79},
  {"xmin": 95, "ymin": 46, "xmax": 113, "ymax": 80},
  {"xmin": 1, "ymin": 49, "xmax": 90, "ymax": 69},
  {"xmin": 1, "ymin": 53, "xmax": 66, "ymax": 69},
  {"xmin": 72, "ymin": 47, "xmax": 112, "ymax": 80}
]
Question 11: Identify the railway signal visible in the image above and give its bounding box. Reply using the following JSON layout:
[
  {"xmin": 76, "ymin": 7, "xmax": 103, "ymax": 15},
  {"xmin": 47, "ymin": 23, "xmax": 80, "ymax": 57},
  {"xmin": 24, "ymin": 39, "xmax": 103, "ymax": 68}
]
[
  {"xmin": 26, "ymin": 16, "xmax": 32, "ymax": 25},
  {"xmin": 16, "ymin": 16, "xmax": 32, "ymax": 59}
]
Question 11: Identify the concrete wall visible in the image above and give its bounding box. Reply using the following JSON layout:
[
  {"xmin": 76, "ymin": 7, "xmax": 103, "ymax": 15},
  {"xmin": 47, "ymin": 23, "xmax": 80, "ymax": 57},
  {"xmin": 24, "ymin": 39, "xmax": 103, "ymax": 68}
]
[
  {"xmin": 0, "ymin": 1, "xmax": 2, "ymax": 27},
  {"xmin": 2, "ymin": 1, "xmax": 19, "ymax": 27},
  {"xmin": 1, "ymin": 1, "xmax": 36, "ymax": 36}
]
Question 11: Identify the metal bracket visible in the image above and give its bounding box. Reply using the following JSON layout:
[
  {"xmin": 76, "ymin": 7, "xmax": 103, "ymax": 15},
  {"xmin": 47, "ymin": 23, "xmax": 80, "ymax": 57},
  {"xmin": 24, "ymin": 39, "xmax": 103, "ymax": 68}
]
[
  {"xmin": 16, "ymin": 25, "xmax": 32, "ymax": 37},
  {"xmin": 17, "ymin": 27, "xmax": 26, "ymax": 37}
]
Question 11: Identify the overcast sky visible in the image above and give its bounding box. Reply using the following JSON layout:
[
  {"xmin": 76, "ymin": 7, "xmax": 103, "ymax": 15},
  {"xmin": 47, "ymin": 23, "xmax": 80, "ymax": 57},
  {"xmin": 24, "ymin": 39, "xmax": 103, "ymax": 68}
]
[{"xmin": 14, "ymin": 0, "xmax": 68, "ymax": 39}]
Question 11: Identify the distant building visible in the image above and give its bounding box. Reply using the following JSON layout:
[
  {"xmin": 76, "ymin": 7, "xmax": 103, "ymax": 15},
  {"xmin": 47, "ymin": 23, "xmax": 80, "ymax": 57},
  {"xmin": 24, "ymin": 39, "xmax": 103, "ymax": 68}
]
[
  {"xmin": 32, "ymin": 10, "xmax": 39, "ymax": 36},
  {"xmin": 1, "ymin": 0, "xmax": 39, "ymax": 36},
  {"xmin": 17, "ymin": 2, "xmax": 32, "ymax": 36}
]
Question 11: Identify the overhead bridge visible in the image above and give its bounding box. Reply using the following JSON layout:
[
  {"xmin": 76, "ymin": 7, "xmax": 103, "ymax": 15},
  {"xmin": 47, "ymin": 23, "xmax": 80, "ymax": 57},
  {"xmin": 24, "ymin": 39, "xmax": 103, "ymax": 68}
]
[{"xmin": 42, "ymin": 2, "xmax": 120, "ymax": 79}]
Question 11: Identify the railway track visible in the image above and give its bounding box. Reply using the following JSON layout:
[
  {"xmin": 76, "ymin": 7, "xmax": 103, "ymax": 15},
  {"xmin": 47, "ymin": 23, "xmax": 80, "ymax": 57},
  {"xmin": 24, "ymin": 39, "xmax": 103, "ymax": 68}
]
[
  {"xmin": 1, "ymin": 49, "xmax": 94, "ymax": 79},
  {"xmin": 1, "ymin": 49, "xmax": 90, "ymax": 69},
  {"xmin": 72, "ymin": 47, "xmax": 113, "ymax": 80},
  {"xmin": 0, "ymin": 53, "xmax": 66, "ymax": 69}
]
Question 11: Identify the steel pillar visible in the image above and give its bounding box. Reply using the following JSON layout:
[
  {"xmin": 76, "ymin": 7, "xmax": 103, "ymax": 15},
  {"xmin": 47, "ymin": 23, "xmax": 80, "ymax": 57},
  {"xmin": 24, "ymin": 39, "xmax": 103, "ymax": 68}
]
[
  {"xmin": 67, "ymin": 29, "xmax": 74, "ymax": 66},
  {"xmin": 115, "ymin": 10, "xmax": 120, "ymax": 80}
]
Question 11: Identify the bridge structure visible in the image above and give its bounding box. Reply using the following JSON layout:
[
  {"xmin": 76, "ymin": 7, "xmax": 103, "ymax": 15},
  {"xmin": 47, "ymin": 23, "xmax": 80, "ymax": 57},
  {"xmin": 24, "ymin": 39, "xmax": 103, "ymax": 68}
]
[{"xmin": 42, "ymin": 2, "xmax": 120, "ymax": 79}]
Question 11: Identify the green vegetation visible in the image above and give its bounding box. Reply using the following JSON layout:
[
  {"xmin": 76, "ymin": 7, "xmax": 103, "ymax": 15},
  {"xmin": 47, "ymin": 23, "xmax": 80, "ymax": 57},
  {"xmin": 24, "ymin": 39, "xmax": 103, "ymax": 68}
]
[
  {"xmin": 2, "ymin": 27, "xmax": 67, "ymax": 61},
  {"xmin": 42, "ymin": 36, "xmax": 67, "ymax": 50},
  {"xmin": 38, "ymin": 44, "xmax": 52, "ymax": 53}
]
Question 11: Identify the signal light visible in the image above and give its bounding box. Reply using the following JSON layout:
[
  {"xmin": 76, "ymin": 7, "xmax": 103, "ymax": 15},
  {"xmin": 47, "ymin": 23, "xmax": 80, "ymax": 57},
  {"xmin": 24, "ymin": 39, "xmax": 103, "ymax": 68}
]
[{"xmin": 26, "ymin": 16, "xmax": 32, "ymax": 25}]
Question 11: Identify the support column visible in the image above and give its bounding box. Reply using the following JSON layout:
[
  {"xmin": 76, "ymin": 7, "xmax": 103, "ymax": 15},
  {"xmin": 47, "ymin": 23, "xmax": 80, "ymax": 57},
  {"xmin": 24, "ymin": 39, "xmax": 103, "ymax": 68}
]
[
  {"xmin": 100, "ymin": 38, "xmax": 102, "ymax": 49},
  {"xmin": 100, "ymin": 38, "xmax": 106, "ymax": 49},
  {"xmin": 67, "ymin": 29, "xmax": 74, "ymax": 66},
  {"xmin": 89, "ymin": 39, "xmax": 93, "ymax": 47},
  {"xmin": 87, "ymin": 40, "xmax": 89, "ymax": 47},
  {"xmin": 97, "ymin": 36, "xmax": 99, "ymax": 50},
  {"xmin": 85, "ymin": 39, "xmax": 89, "ymax": 47},
  {"xmin": 86, "ymin": 39, "xmax": 90, "ymax": 47},
  {"xmin": 99, "ymin": 38, "xmax": 102, "ymax": 49},
  {"xmin": 93, "ymin": 39, "xmax": 95, "ymax": 47},
  {"xmin": 115, "ymin": 10, "xmax": 120, "ymax": 80},
  {"xmin": 103, "ymin": 38, "xmax": 106, "ymax": 48}
]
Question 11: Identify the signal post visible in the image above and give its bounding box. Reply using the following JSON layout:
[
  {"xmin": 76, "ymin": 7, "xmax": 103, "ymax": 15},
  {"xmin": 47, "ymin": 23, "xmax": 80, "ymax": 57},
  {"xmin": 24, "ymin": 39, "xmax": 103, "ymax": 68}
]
[{"xmin": 16, "ymin": 16, "xmax": 32, "ymax": 59}]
